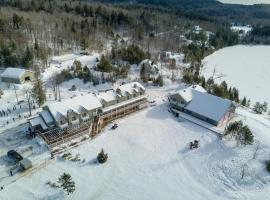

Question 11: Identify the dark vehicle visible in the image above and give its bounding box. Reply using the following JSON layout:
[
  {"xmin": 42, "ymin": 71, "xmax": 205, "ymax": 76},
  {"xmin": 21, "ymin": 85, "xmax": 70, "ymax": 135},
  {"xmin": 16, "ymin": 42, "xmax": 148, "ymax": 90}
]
[
  {"xmin": 111, "ymin": 124, "xmax": 118, "ymax": 130},
  {"xmin": 7, "ymin": 150, "xmax": 23, "ymax": 163}
]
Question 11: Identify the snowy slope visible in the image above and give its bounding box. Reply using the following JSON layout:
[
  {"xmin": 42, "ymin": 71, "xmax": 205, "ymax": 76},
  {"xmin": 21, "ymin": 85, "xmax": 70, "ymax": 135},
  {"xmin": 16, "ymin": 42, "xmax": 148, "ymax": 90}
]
[
  {"xmin": 202, "ymin": 45, "xmax": 270, "ymax": 105},
  {"xmin": 0, "ymin": 88, "xmax": 270, "ymax": 200}
]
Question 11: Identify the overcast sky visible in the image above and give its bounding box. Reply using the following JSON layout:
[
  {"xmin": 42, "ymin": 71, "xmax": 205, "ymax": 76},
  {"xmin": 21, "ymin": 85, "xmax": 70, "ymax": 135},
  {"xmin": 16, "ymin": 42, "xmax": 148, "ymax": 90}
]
[{"xmin": 219, "ymin": 0, "xmax": 270, "ymax": 5}]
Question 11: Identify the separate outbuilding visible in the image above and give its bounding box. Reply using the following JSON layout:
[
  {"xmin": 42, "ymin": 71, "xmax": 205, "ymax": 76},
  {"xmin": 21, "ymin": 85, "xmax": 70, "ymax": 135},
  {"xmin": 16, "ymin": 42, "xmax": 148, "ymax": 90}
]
[
  {"xmin": 1, "ymin": 68, "xmax": 34, "ymax": 84},
  {"xmin": 169, "ymin": 85, "xmax": 235, "ymax": 127}
]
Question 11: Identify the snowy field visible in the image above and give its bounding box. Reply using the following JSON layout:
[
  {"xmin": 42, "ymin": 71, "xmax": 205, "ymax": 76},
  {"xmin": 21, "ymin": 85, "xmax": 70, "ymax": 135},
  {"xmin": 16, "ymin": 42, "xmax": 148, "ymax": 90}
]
[
  {"xmin": 202, "ymin": 45, "xmax": 270, "ymax": 105},
  {"xmin": 0, "ymin": 87, "xmax": 270, "ymax": 200},
  {"xmin": 219, "ymin": 0, "xmax": 270, "ymax": 5}
]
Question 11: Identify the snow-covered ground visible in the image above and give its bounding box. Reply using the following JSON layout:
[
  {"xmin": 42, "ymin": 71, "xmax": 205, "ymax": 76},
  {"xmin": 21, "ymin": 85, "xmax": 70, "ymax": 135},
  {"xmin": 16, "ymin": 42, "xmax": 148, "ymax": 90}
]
[
  {"xmin": 219, "ymin": 0, "xmax": 270, "ymax": 5},
  {"xmin": 43, "ymin": 53, "xmax": 100, "ymax": 82},
  {"xmin": 0, "ymin": 87, "xmax": 270, "ymax": 200},
  {"xmin": 202, "ymin": 45, "xmax": 270, "ymax": 105}
]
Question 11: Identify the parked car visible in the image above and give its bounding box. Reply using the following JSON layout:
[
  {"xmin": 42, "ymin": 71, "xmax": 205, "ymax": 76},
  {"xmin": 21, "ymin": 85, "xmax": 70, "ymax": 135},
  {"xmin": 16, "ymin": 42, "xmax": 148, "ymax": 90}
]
[{"xmin": 7, "ymin": 150, "xmax": 23, "ymax": 163}]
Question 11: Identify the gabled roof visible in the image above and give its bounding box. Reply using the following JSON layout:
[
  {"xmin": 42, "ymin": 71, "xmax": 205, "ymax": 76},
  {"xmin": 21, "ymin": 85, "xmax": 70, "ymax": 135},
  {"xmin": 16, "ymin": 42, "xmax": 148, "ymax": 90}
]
[
  {"xmin": 47, "ymin": 93, "xmax": 102, "ymax": 120},
  {"xmin": 178, "ymin": 89, "xmax": 193, "ymax": 103},
  {"xmin": 188, "ymin": 85, "xmax": 207, "ymax": 93},
  {"xmin": 40, "ymin": 110, "xmax": 54, "ymax": 125},
  {"xmin": 117, "ymin": 82, "xmax": 145, "ymax": 96},
  {"xmin": 29, "ymin": 116, "xmax": 48, "ymax": 130},
  {"xmin": 184, "ymin": 89, "xmax": 233, "ymax": 122},
  {"xmin": 97, "ymin": 90, "xmax": 119, "ymax": 102},
  {"xmin": 1, "ymin": 68, "xmax": 32, "ymax": 79}
]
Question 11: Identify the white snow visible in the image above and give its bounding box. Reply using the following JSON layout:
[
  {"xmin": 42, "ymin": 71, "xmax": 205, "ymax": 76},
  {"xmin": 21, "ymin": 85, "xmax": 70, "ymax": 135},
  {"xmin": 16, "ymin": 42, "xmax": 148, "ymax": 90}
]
[
  {"xmin": 1, "ymin": 68, "xmax": 28, "ymax": 79},
  {"xmin": 219, "ymin": 0, "xmax": 270, "ymax": 5},
  {"xmin": 97, "ymin": 90, "xmax": 118, "ymax": 102},
  {"xmin": 40, "ymin": 110, "xmax": 54, "ymax": 125},
  {"xmin": 29, "ymin": 116, "xmax": 48, "ymax": 130},
  {"xmin": 47, "ymin": 93, "xmax": 102, "ymax": 120},
  {"xmin": 43, "ymin": 53, "xmax": 100, "ymax": 82},
  {"xmin": 231, "ymin": 26, "xmax": 252, "ymax": 35},
  {"xmin": 0, "ymin": 88, "xmax": 270, "ymax": 200},
  {"xmin": 202, "ymin": 45, "xmax": 270, "ymax": 105},
  {"xmin": 173, "ymin": 87, "xmax": 233, "ymax": 122}
]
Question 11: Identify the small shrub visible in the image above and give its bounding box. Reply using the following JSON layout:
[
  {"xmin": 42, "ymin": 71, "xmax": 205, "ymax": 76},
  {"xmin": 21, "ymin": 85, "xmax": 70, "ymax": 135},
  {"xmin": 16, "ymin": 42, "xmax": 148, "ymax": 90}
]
[
  {"xmin": 266, "ymin": 161, "xmax": 270, "ymax": 173},
  {"xmin": 97, "ymin": 149, "xmax": 108, "ymax": 164}
]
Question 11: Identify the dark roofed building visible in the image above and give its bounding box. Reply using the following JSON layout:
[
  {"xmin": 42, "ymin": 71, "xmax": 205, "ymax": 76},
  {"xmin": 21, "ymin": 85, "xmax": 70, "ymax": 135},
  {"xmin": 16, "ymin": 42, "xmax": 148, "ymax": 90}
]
[{"xmin": 169, "ymin": 85, "xmax": 235, "ymax": 127}]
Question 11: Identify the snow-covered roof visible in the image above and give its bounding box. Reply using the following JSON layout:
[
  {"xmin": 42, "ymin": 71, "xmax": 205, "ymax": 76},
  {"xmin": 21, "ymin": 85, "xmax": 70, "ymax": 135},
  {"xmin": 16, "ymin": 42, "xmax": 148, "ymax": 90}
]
[
  {"xmin": 188, "ymin": 85, "xmax": 207, "ymax": 93},
  {"xmin": 40, "ymin": 110, "xmax": 54, "ymax": 125},
  {"xmin": 184, "ymin": 89, "xmax": 233, "ymax": 122},
  {"xmin": 97, "ymin": 90, "xmax": 118, "ymax": 102},
  {"xmin": 118, "ymin": 82, "xmax": 145, "ymax": 96},
  {"xmin": 47, "ymin": 93, "xmax": 102, "ymax": 120},
  {"xmin": 178, "ymin": 89, "xmax": 193, "ymax": 103},
  {"xmin": 29, "ymin": 116, "xmax": 48, "ymax": 130},
  {"xmin": 1, "ymin": 68, "xmax": 31, "ymax": 79}
]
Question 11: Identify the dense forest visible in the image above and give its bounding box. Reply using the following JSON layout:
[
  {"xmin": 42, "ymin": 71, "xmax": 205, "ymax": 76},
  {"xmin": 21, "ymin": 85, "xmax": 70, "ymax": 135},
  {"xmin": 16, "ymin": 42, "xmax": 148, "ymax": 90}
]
[
  {"xmin": 0, "ymin": 0, "xmax": 269, "ymax": 71},
  {"xmin": 0, "ymin": 0, "xmax": 224, "ymax": 70},
  {"xmin": 94, "ymin": 0, "xmax": 270, "ymax": 25}
]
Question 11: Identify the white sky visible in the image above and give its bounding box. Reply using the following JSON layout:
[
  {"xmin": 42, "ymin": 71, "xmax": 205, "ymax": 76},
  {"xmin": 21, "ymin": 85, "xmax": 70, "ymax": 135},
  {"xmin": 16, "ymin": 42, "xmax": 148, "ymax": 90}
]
[{"xmin": 219, "ymin": 0, "xmax": 270, "ymax": 5}]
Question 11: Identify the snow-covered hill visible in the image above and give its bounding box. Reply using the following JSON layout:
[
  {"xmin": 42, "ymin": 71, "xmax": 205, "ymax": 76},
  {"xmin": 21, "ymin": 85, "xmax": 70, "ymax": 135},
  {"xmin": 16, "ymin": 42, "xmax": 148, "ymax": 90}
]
[
  {"xmin": 202, "ymin": 45, "xmax": 270, "ymax": 105},
  {"xmin": 0, "ymin": 87, "xmax": 269, "ymax": 200}
]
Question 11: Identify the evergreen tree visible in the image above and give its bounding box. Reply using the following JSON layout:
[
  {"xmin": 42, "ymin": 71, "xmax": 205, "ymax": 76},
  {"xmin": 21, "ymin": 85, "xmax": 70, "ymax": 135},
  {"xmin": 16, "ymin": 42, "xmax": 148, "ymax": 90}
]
[
  {"xmin": 253, "ymin": 102, "xmax": 266, "ymax": 114},
  {"xmin": 97, "ymin": 55, "xmax": 112, "ymax": 72},
  {"xmin": 241, "ymin": 97, "xmax": 247, "ymax": 106},
  {"xmin": 267, "ymin": 161, "xmax": 270, "ymax": 173},
  {"xmin": 80, "ymin": 38, "xmax": 88, "ymax": 50},
  {"xmin": 22, "ymin": 47, "xmax": 33, "ymax": 68},
  {"xmin": 225, "ymin": 121, "xmax": 254, "ymax": 146},
  {"xmin": 97, "ymin": 148, "xmax": 108, "ymax": 164},
  {"xmin": 57, "ymin": 173, "xmax": 75, "ymax": 195},
  {"xmin": 32, "ymin": 79, "xmax": 46, "ymax": 107}
]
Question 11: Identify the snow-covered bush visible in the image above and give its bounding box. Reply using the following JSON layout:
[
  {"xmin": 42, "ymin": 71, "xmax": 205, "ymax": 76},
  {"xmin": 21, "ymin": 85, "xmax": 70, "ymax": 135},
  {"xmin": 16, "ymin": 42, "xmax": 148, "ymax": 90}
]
[
  {"xmin": 253, "ymin": 102, "xmax": 268, "ymax": 114},
  {"xmin": 266, "ymin": 161, "xmax": 270, "ymax": 173},
  {"xmin": 97, "ymin": 149, "xmax": 108, "ymax": 164}
]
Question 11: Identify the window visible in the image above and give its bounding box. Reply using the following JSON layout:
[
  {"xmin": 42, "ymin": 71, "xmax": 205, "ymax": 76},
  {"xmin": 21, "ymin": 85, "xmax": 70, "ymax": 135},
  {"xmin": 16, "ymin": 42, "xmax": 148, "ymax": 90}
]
[
  {"xmin": 72, "ymin": 116, "xmax": 77, "ymax": 121},
  {"xmin": 60, "ymin": 120, "xmax": 66, "ymax": 125},
  {"xmin": 82, "ymin": 112, "xmax": 87, "ymax": 118}
]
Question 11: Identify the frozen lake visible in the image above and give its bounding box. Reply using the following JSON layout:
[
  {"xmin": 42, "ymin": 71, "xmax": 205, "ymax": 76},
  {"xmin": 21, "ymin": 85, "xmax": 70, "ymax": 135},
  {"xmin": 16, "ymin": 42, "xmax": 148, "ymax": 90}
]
[
  {"xmin": 219, "ymin": 0, "xmax": 270, "ymax": 5},
  {"xmin": 202, "ymin": 45, "xmax": 270, "ymax": 105}
]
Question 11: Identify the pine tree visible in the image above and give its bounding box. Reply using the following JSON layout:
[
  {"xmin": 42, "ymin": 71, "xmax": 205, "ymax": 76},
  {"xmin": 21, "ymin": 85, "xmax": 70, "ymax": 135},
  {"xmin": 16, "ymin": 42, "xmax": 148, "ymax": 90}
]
[
  {"xmin": 97, "ymin": 55, "xmax": 112, "ymax": 72},
  {"xmin": 22, "ymin": 47, "xmax": 33, "ymax": 68},
  {"xmin": 241, "ymin": 97, "xmax": 247, "ymax": 106},
  {"xmin": 32, "ymin": 79, "xmax": 46, "ymax": 107},
  {"xmin": 80, "ymin": 38, "xmax": 88, "ymax": 50},
  {"xmin": 97, "ymin": 148, "xmax": 108, "ymax": 164},
  {"xmin": 225, "ymin": 121, "xmax": 254, "ymax": 146},
  {"xmin": 57, "ymin": 173, "xmax": 75, "ymax": 195},
  {"xmin": 253, "ymin": 102, "xmax": 264, "ymax": 114}
]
